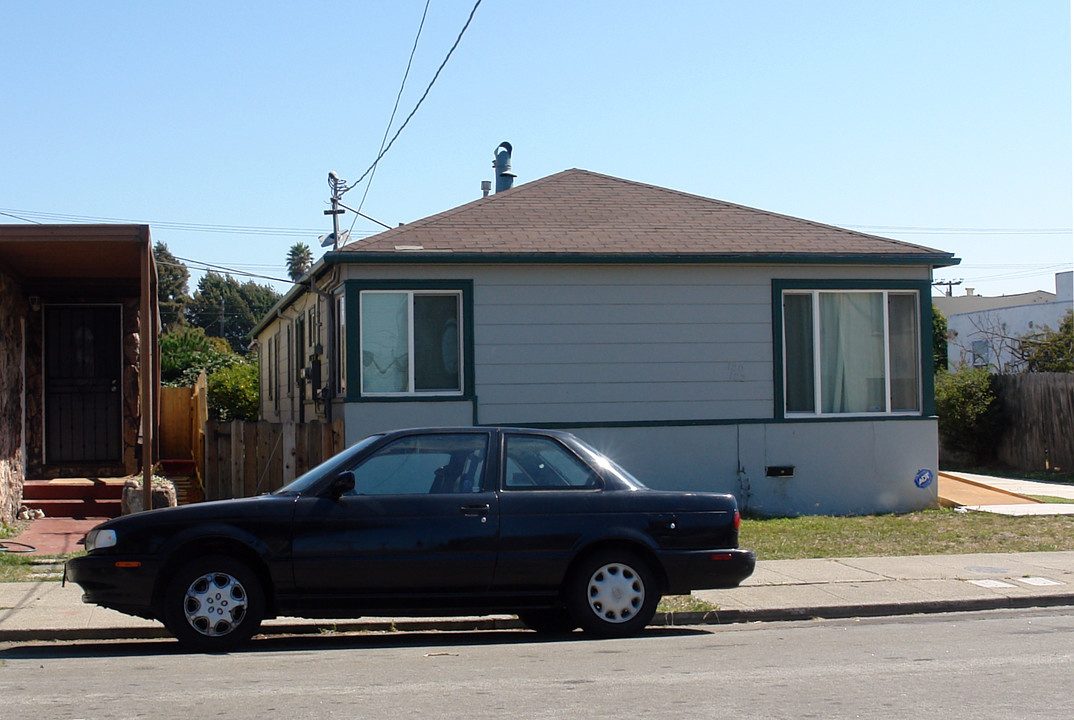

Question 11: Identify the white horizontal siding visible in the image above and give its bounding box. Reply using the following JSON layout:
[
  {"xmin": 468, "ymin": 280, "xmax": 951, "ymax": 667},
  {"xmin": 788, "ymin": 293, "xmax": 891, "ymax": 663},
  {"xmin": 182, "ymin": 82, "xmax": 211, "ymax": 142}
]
[
  {"xmin": 468, "ymin": 264, "xmax": 774, "ymax": 423},
  {"xmin": 476, "ymin": 359, "xmax": 771, "ymax": 385},
  {"xmin": 479, "ymin": 400, "xmax": 773, "ymax": 426},
  {"xmin": 477, "ymin": 341, "xmax": 770, "ymax": 365}
]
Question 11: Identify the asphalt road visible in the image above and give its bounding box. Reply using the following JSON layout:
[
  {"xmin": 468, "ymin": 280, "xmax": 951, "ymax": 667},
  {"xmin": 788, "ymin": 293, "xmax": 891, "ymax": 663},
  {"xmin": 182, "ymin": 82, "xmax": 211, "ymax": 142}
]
[{"xmin": 2, "ymin": 608, "xmax": 1072, "ymax": 719}]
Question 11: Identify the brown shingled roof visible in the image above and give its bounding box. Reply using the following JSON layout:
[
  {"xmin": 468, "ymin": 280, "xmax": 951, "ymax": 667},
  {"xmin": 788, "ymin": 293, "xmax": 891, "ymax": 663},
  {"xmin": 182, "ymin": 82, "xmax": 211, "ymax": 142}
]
[{"xmin": 335, "ymin": 169, "xmax": 956, "ymax": 264}]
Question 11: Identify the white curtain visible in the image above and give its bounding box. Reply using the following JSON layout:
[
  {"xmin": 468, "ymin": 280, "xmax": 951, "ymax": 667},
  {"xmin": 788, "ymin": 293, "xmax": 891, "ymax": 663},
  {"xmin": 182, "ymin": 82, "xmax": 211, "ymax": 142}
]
[
  {"xmin": 820, "ymin": 293, "xmax": 885, "ymax": 413},
  {"xmin": 361, "ymin": 292, "xmax": 409, "ymax": 392}
]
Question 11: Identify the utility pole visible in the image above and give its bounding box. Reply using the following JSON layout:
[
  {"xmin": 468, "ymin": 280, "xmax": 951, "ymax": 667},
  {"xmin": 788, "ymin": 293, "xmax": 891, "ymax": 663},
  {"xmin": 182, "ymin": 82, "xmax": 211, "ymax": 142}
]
[
  {"xmin": 932, "ymin": 279, "xmax": 963, "ymax": 297},
  {"xmin": 325, "ymin": 172, "xmax": 346, "ymax": 250}
]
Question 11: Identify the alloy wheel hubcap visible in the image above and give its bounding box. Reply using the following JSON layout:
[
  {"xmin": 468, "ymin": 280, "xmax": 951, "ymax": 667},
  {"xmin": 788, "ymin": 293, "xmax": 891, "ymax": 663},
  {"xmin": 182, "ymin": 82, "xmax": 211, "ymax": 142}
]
[
  {"xmin": 183, "ymin": 571, "xmax": 248, "ymax": 637},
  {"xmin": 587, "ymin": 562, "xmax": 644, "ymax": 623}
]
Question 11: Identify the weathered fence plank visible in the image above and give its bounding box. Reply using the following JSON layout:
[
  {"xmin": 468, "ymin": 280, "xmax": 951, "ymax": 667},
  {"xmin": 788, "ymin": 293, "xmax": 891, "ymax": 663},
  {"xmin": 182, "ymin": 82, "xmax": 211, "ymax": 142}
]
[
  {"xmin": 203, "ymin": 420, "xmax": 344, "ymax": 500},
  {"xmin": 994, "ymin": 373, "xmax": 1074, "ymax": 472}
]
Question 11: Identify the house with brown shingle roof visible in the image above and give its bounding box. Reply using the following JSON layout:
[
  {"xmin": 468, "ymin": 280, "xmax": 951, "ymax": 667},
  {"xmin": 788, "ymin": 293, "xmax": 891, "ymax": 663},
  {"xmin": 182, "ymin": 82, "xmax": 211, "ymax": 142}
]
[{"xmin": 253, "ymin": 169, "xmax": 959, "ymax": 515}]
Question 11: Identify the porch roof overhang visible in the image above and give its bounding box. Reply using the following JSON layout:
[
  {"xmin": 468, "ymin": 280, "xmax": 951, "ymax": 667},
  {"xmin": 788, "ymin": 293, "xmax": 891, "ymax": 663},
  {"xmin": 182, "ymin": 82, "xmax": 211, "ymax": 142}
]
[{"xmin": 0, "ymin": 224, "xmax": 154, "ymax": 296}]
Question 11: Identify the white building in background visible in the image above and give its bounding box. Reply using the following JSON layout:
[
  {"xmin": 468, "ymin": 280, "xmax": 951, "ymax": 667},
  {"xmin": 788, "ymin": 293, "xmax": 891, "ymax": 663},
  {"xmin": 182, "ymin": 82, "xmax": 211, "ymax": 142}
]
[{"xmin": 936, "ymin": 271, "xmax": 1074, "ymax": 371}]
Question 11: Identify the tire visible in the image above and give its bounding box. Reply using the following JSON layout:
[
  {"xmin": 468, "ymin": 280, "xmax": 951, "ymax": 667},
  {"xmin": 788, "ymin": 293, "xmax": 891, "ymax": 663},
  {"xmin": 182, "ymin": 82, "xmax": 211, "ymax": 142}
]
[
  {"xmin": 517, "ymin": 607, "xmax": 578, "ymax": 635},
  {"xmin": 163, "ymin": 555, "xmax": 265, "ymax": 652},
  {"xmin": 565, "ymin": 549, "xmax": 660, "ymax": 638}
]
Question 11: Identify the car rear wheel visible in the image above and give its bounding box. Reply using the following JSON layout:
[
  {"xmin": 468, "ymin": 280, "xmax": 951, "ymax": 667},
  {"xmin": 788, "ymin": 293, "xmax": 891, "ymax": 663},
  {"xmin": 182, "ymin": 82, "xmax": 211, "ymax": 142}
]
[
  {"xmin": 565, "ymin": 550, "xmax": 659, "ymax": 638},
  {"xmin": 163, "ymin": 555, "xmax": 264, "ymax": 652}
]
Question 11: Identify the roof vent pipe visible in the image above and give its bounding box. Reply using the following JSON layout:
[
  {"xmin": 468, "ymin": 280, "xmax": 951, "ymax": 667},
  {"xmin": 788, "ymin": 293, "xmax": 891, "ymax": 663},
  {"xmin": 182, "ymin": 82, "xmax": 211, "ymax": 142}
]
[{"xmin": 493, "ymin": 141, "xmax": 516, "ymax": 193}]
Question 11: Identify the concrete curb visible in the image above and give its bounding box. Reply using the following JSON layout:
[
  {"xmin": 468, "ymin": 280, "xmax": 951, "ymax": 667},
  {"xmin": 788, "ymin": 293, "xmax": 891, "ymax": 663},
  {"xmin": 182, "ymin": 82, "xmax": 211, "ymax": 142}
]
[{"xmin": 5, "ymin": 594, "xmax": 1074, "ymax": 644}]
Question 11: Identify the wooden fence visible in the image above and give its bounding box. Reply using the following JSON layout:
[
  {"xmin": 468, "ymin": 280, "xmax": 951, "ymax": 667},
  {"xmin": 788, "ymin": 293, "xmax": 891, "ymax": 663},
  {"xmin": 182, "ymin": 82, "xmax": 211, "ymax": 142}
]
[
  {"xmin": 159, "ymin": 372, "xmax": 208, "ymax": 503},
  {"xmin": 994, "ymin": 373, "xmax": 1074, "ymax": 472},
  {"xmin": 203, "ymin": 419, "xmax": 345, "ymax": 500}
]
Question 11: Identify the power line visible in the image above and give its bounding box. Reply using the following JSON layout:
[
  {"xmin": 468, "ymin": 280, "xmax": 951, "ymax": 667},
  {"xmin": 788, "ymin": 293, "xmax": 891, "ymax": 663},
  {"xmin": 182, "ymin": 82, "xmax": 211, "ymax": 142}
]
[
  {"xmin": 0, "ymin": 210, "xmax": 42, "ymax": 224},
  {"xmin": 343, "ymin": 0, "xmax": 483, "ymax": 195},
  {"xmin": 354, "ymin": 0, "xmax": 432, "ymax": 226},
  {"xmin": 0, "ymin": 207, "xmax": 369, "ymax": 239},
  {"xmin": 169, "ymin": 256, "xmax": 293, "ymax": 285},
  {"xmin": 844, "ymin": 224, "xmax": 1071, "ymax": 235}
]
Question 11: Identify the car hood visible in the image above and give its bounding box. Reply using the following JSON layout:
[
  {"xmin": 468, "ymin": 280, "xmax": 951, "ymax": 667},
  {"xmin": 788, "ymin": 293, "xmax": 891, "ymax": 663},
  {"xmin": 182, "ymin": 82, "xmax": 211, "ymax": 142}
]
[{"xmin": 93, "ymin": 494, "xmax": 296, "ymax": 531}]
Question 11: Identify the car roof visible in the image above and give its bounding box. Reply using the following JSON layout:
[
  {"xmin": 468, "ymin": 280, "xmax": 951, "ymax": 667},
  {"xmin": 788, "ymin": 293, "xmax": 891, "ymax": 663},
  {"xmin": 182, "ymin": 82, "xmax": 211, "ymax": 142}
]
[{"xmin": 381, "ymin": 426, "xmax": 576, "ymax": 439}]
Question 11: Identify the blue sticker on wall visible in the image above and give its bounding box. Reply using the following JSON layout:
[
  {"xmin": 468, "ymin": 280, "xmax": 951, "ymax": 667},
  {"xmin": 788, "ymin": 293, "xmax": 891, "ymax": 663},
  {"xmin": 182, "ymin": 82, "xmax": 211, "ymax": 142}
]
[{"xmin": 914, "ymin": 469, "xmax": 934, "ymax": 489}]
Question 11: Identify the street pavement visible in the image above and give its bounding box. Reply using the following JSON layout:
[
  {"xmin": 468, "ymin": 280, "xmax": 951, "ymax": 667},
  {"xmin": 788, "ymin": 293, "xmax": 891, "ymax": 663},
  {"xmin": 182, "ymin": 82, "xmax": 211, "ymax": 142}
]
[{"xmin": 3, "ymin": 473, "xmax": 1074, "ymax": 644}]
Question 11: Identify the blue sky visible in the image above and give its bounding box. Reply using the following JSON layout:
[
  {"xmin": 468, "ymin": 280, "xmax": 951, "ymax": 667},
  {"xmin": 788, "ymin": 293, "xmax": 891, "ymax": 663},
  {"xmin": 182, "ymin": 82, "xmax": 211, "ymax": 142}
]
[{"xmin": 2, "ymin": 1, "xmax": 1071, "ymax": 298}]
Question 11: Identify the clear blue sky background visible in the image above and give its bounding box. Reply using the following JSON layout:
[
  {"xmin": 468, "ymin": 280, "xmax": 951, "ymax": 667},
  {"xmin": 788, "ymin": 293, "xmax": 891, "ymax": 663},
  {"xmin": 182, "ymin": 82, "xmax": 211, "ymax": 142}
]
[{"xmin": 2, "ymin": 1, "xmax": 1071, "ymax": 298}]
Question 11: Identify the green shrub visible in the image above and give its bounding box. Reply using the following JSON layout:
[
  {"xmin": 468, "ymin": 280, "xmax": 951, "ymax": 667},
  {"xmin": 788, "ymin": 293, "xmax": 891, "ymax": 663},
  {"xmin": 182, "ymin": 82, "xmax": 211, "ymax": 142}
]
[
  {"xmin": 207, "ymin": 361, "xmax": 260, "ymax": 422},
  {"xmin": 161, "ymin": 326, "xmax": 241, "ymax": 387},
  {"xmin": 934, "ymin": 366, "xmax": 1004, "ymax": 461}
]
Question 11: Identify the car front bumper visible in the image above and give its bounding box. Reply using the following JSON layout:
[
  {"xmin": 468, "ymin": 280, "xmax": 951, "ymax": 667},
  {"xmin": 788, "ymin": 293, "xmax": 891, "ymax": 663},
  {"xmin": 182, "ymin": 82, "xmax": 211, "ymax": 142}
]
[{"xmin": 65, "ymin": 554, "xmax": 164, "ymax": 620}]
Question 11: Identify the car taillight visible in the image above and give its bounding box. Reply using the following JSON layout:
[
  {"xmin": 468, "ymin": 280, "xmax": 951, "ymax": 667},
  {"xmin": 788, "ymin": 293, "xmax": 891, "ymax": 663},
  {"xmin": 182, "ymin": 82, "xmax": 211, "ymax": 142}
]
[{"xmin": 734, "ymin": 509, "xmax": 741, "ymax": 531}]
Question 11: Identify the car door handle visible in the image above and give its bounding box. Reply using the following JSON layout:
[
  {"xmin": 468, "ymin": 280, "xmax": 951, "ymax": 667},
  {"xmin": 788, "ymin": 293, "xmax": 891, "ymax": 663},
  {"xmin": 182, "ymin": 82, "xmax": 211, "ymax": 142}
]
[{"xmin": 460, "ymin": 503, "xmax": 490, "ymax": 517}]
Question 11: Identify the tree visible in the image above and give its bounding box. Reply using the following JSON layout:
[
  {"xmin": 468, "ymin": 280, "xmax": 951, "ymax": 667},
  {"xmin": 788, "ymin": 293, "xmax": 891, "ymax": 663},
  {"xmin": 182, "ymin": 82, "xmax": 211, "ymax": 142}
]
[
  {"xmin": 187, "ymin": 272, "xmax": 281, "ymax": 352},
  {"xmin": 154, "ymin": 242, "xmax": 191, "ymax": 331},
  {"xmin": 160, "ymin": 325, "xmax": 240, "ymax": 386},
  {"xmin": 932, "ymin": 305, "xmax": 948, "ymax": 373},
  {"xmin": 1020, "ymin": 310, "xmax": 1074, "ymax": 373},
  {"xmin": 207, "ymin": 360, "xmax": 260, "ymax": 421},
  {"xmin": 286, "ymin": 242, "xmax": 313, "ymax": 282}
]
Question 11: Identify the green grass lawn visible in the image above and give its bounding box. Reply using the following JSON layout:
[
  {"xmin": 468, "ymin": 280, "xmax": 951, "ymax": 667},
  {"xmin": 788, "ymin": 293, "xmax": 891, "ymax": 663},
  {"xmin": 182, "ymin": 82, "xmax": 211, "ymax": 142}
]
[
  {"xmin": 742, "ymin": 508, "xmax": 1074, "ymax": 560},
  {"xmin": 948, "ymin": 468, "xmax": 1074, "ymax": 485}
]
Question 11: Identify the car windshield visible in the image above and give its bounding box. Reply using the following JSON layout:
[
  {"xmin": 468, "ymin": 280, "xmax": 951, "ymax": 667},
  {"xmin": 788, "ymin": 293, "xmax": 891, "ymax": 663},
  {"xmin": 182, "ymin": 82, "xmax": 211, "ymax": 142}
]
[
  {"xmin": 273, "ymin": 434, "xmax": 383, "ymax": 495},
  {"xmin": 570, "ymin": 438, "xmax": 648, "ymax": 489}
]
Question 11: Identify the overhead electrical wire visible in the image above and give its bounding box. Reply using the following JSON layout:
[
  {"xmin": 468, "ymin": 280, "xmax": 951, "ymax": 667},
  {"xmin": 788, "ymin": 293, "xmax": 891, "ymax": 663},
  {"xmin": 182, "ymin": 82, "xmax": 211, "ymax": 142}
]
[
  {"xmin": 0, "ymin": 209, "xmax": 42, "ymax": 224},
  {"xmin": 343, "ymin": 0, "xmax": 483, "ymax": 196},
  {"xmin": 353, "ymin": 0, "xmax": 432, "ymax": 228},
  {"xmin": 844, "ymin": 224, "xmax": 1071, "ymax": 235},
  {"xmin": 168, "ymin": 257, "xmax": 293, "ymax": 285},
  {"xmin": 0, "ymin": 207, "xmax": 351, "ymax": 239}
]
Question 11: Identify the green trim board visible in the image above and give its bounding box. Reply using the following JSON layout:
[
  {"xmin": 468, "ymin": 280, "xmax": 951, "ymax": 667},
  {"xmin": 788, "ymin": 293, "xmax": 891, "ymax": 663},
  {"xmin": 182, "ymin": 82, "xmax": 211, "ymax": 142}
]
[
  {"xmin": 324, "ymin": 251, "xmax": 958, "ymax": 268},
  {"xmin": 342, "ymin": 279, "xmax": 477, "ymax": 411},
  {"xmin": 472, "ymin": 414, "xmax": 937, "ymax": 431},
  {"xmin": 770, "ymin": 278, "xmax": 936, "ymax": 420}
]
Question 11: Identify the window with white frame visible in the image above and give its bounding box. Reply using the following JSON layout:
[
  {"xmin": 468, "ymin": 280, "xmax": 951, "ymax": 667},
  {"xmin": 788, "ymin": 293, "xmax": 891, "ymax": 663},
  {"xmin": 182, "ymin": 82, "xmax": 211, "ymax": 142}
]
[
  {"xmin": 360, "ymin": 290, "xmax": 462, "ymax": 395},
  {"xmin": 782, "ymin": 290, "xmax": 921, "ymax": 415}
]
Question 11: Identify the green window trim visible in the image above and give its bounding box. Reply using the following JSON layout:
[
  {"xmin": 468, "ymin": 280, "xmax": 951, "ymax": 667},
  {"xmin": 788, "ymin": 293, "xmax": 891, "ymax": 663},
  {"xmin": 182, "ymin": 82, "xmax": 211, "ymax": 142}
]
[
  {"xmin": 771, "ymin": 279, "xmax": 936, "ymax": 420},
  {"xmin": 343, "ymin": 279, "xmax": 476, "ymax": 404}
]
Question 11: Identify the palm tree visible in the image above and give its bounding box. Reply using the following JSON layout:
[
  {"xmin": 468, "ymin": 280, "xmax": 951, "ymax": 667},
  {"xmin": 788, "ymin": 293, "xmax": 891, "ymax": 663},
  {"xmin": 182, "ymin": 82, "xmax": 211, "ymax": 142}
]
[{"xmin": 286, "ymin": 242, "xmax": 314, "ymax": 282}]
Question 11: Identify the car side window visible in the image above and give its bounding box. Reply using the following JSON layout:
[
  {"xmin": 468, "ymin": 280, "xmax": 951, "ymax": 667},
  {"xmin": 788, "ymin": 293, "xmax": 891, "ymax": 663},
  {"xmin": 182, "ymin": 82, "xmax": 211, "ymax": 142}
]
[
  {"xmin": 503, "ymin": 435, "xmax": 601, "ymax": 490},
  {"xmin": 347, "ymin": 434, "xmax": 488, "ymax": 495}
]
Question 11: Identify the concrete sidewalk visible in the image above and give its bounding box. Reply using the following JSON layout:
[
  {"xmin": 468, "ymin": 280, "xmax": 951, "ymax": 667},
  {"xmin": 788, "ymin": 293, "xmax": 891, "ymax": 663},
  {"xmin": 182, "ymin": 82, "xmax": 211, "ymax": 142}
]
[{"xmin": 1, "ymin": 551, "xmax": 1072, "ymax": 644}]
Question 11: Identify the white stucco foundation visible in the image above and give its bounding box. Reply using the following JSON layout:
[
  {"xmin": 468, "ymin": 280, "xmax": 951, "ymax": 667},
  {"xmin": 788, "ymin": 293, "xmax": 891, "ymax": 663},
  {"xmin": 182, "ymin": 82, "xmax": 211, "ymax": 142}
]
[{"xmin": 574, "ymin": 419, "xmax": 939, "ymax": 517}]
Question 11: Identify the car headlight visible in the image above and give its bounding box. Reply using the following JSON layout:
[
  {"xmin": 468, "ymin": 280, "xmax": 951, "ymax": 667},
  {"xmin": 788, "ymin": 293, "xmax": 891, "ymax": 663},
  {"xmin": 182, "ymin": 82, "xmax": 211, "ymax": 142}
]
[{"xmin": 85, "ymin": 529, "xmax": 117, "ymax": 551}]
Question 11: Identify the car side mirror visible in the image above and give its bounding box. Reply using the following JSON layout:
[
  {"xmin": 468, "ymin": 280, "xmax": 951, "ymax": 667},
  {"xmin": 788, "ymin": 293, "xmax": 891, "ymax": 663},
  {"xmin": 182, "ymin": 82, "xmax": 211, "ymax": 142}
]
[{"xmin": 328, "ymin": 471, "xmax": 355, "ymax": 500}]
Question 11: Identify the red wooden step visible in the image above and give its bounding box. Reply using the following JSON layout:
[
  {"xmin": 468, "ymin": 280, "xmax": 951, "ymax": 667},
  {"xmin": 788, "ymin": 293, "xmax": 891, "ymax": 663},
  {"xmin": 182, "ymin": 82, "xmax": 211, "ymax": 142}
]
[{"xmin": 21, "ymin": 479, "xmax": 126, "ymax": 519}]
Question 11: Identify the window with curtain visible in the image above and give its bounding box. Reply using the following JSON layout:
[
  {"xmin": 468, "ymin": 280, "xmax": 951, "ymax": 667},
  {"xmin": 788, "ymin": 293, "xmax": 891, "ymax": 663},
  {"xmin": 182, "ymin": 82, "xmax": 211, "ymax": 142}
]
[
  {"xmin": 783, "ymin": 290, "xmax": 921, "ymax": 416},
  {"xmin": 360, "ymin": 290, "xmax": 462, "ymax": 395}
]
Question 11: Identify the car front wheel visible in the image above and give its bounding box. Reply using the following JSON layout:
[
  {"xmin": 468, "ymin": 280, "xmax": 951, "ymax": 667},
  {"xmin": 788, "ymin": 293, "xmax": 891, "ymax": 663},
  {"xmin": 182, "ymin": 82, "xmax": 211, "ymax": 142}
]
[
  {"xmin": 163, "ymin": 555, "xmax": 265, "ymax": 652},
  {"xmin": 565, "ymin": 550, "xmax": 659, "ymax": 638}
]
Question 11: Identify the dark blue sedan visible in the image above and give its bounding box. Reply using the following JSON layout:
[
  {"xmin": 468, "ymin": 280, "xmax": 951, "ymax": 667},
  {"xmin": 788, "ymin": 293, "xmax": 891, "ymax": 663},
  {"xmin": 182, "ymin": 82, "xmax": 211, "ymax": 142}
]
[{"xmin": 67, "ymin": 427, "xmax": 755, "ymax": 651}]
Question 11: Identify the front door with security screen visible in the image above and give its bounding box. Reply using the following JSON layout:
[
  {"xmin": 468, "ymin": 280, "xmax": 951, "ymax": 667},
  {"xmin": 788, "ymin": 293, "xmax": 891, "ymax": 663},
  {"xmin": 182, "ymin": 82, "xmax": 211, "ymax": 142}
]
[{"xmin": 44, "ymin": 306, "xmax": 123, "ymax": 463}]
